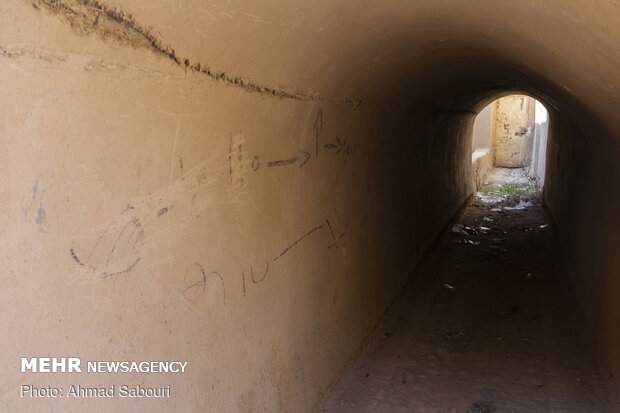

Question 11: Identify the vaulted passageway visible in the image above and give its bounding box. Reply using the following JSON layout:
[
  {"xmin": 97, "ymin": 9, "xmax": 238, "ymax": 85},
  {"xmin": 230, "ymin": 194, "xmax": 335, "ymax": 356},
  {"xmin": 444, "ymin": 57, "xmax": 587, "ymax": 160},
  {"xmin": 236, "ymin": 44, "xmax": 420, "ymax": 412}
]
[
  {"xmin": 323, "ymin": 169, "xmax": 616, "ymax": 412},
  {"xmin": 1, "ymin": 1, "xmax": 619, "ymax": 411}
]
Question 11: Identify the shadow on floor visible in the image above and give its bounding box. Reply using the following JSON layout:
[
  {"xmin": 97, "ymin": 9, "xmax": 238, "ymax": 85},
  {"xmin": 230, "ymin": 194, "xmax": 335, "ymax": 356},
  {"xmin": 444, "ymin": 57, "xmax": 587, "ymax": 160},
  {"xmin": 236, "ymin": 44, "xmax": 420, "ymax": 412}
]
[{"xmin": 322, "ymin": 168, "xmax": 617, "ymax": 413}]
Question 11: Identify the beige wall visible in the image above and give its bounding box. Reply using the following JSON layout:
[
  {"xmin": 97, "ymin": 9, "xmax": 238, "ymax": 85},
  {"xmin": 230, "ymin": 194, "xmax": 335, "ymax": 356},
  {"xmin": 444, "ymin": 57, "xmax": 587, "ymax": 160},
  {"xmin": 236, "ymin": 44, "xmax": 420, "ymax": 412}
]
[
  {"xmin": 531, "ymin": 120, "xmax": 549, "ymax": 187},
  {"xmin": 493, "ymin": 95, "xmax": 536, "ymax": 167},
  {"xmin": 0, "ymin": 3, "xmax": 475, "ymax": 411},
  {"xmin": 1, "ymin": 0, "xmax": 620, "ymax": 411},
  {"xmin": 544, "ymin": 115, "xmax": 620, "ymax": 396},
  {"xmin": 471, "ymin": 102, "xmax": 494, "ymax": 189},
  {"xmin": 472, "ymin": 104, "xmax": 491, "ymax": 150}
]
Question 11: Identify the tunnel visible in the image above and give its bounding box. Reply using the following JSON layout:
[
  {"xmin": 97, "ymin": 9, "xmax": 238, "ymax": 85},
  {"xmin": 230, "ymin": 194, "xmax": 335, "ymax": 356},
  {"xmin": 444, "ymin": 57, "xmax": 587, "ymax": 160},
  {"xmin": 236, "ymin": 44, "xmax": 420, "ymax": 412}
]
[{"xmin": 1, "ymin": 0, "xmax": 619, "ymax": 411}]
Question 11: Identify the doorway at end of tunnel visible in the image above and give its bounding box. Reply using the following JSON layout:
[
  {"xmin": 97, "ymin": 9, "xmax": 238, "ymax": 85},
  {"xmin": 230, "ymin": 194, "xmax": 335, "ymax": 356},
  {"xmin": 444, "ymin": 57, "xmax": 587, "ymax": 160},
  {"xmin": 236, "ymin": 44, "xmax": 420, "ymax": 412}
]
[{"xmin": 472, "ymin": 95, "xmax": 549, "ymax": 191}]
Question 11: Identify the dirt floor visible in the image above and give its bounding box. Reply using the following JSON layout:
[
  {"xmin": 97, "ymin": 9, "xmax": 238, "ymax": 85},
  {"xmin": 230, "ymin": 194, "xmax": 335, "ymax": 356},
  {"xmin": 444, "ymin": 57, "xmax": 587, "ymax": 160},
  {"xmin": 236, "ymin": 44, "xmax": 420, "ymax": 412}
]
[{"xmin": 321, "ymin": 168, "xmax": 618, "ymax": 413}]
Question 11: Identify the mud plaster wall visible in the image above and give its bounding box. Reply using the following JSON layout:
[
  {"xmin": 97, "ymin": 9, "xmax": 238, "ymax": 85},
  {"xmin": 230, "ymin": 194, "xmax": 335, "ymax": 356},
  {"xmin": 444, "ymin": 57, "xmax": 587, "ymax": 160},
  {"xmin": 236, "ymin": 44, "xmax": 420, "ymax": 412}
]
[
  {"xmin": 471, "ymin": 104, "xmax": 493, "ymax": 189},
  {"xmin": 0, "ymin": 1, "xmax": 473, "ymax": 411},
  {"xmin": 544, "ymin": 116, "xmax": 620, "ymax": 393}
]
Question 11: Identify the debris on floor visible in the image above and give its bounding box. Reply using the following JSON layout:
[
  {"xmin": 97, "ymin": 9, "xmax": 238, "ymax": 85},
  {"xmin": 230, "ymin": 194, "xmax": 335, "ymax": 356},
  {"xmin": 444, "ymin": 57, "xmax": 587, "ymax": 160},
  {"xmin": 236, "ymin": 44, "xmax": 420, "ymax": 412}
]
[
  {"xmin": 504, "ymin": 200, "xmax": 534, "ymax": 210},
  {"xmin": 452, "ymin": 224, "xmax": 469, "ymax": 236},
  {"xmin": 452, "ymin": 224, "xmax": 479, "ymax": 236},
  {"xmin": 453, "ymin": 239, "xmax": 480, "ymax": 245},
  {"xmin": 442, "ymin": 283, "xmax": 456, "ymax": 291},
  {"xmin": 322, "ymin": 168, "xmax": 614, "ymax": 412}
]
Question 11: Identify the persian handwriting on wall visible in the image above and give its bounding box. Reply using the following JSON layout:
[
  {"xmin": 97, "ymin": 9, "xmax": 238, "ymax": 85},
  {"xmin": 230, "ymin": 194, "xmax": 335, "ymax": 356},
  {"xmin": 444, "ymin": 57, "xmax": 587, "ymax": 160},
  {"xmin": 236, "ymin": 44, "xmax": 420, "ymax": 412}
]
[
  {"xmin": 239, "ymin": 209, "xmax": 348, "ymax": 296},
  {"xmin": 68, "ymin": 142, "xmax": 217, "ymax": 279},
  {"xmin": 180, "ymin": 263, "xmax": 226, "ymax": 304},
  {"xmin": 70, "ymin": 212, "xmax": 144, "ymax": 278},
  {"xmin": 325, "ymin": 210, "xmax": 348, "ymax": 249},
  {"xmin": 228, "ymin": 108, "xmax": 357, "ymax": 186},
  {"xmin": 228, "ymin": 134, "xmax": 311, "ymax": 187},
  {"xmin": 67, "ymin": 108, "xmax": 352, "ymax": 306},
  {"xmin": 315, "ymin": 109, "xmax": 356, "ymax": 166},
  {"xmin": 314, "ymin": 109, "xmax": 323, "ymax": 159},
  {"xmin": 177, "ymin": 209, "xmax": 349, "ymax": 305},
  {"xmin": 228, "ymin": 133, "xmax": 245, "ymax": 186},
  {"xmin": 323, "ymin": 137, "xmax": 355, "ymax": 166}
]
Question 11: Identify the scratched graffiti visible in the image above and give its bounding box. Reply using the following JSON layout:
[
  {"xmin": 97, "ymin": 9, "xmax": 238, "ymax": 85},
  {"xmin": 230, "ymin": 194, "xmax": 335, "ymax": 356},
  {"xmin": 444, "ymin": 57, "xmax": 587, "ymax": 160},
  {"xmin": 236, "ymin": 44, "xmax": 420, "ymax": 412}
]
[
  {"xmin": 237, "ymin": 210, "xmax": 349, "ymax": 299},
  {"xmin": 313, "ymin": 109, "xmax": 323, "ymax": 159},
  {"xmin": 67, "ymin": 106, "xmax": 355, "ymax": 310},
  {"xmin": 323, "ymin": 137, "xmax": 356, "ymax": 166},
  {"xmin": 70, "ymin": 212, "xmax": 144, "ymax": 278},
  {"xmin": 267, "ymin": 149, "xmax": 310, "ymax": 168},
  {"xmin": 69, "ymin": 144, "xmax": 232, "ymax": 279},
  {"xmin": 176, "ymin": 209, "xmax": 349, "ymax": 306},
  {"xmin": 180, "ymin": 263, "xmax": 226, "ymax": 305},
  {"xmin": 228, "ymin": 132, "xmax": 245, "ymax": 187},
  {"xmin": 325, "ymin": 209, "xmax": 348, "ymax": 249},
  {"xmin": 227, "ymin": 108, "xmax": 357, "ymax": 185},
  {"xmin": 273, "ymin": 225, "xmax": 325, "ymax": 262}
]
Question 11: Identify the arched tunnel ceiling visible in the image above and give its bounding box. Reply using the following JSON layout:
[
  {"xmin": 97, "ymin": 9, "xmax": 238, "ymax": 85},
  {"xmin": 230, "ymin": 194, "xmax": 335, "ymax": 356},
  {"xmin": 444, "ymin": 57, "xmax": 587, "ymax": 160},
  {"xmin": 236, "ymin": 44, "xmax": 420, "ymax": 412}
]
[
  {"xmin": 112, "ymin": 0, "xmax": 620, "ymax": 114},
  {"xmin": 20, "ymin": 0, "xmax": 620, "ymax": 130}
]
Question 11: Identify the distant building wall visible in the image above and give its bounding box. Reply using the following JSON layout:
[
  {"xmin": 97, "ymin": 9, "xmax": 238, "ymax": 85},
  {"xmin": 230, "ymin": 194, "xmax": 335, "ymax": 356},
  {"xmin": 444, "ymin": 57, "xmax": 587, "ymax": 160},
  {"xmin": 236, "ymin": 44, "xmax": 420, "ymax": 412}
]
[
  {"xmin": 472, "ymin": 104, "xmax": 491, "ymax": 150},
  {"xmin": 530, "ymin": 120, "xmax": 549, "ymax": 187},
  {"xmin": 493, "ymin": 95, "xmax": 536, "ymax": 167}
]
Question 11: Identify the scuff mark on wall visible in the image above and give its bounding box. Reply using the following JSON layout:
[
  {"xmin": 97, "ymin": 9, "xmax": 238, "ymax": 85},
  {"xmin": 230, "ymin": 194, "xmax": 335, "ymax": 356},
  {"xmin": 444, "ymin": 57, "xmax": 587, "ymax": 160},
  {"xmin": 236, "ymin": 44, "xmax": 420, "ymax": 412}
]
[
  {"xmin": 31, "ymin": 178, "xmax": 39, "ymax": 200},
  {"xmin": 28, "ymin": 0, "xmax": 368, "ymax": 107},
  {"xmin": 0, "ymin": 44, "xmax": 67, "ymax": 62},
  {"xmin": 21, "ymin": 178, "xmax": 47, "ymax": 232},
  {"xmin": 35, "ymin": 203, "xmax": 46, "ymax": 232},
  {"xmin": 33, "ymin": 0, "xmax": 180, "ymax": 62},
  {"xmin": 157, "ymin": 206, "xmax": 169, "ymax": 216},
  {"xmin": 31, "ymin": 0, "xmax": 317, "ymax": 101}
]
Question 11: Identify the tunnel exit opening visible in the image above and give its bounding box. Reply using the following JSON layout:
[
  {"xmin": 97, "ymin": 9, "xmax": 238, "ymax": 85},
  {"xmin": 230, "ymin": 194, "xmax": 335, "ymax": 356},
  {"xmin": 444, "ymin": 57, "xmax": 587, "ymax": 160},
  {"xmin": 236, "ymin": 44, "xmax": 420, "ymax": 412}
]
[{"xmin": 471, "ymin": 94, "xmax": 549, "ymax": 192}]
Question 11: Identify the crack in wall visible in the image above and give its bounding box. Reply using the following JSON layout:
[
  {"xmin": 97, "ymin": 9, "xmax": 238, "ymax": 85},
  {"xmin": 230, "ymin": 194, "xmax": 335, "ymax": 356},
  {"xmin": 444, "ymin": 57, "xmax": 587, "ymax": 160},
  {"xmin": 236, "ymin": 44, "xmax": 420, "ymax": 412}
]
[{"xmin": 32, "ymin": 0, "xmax": 365, "ymax": 105}]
